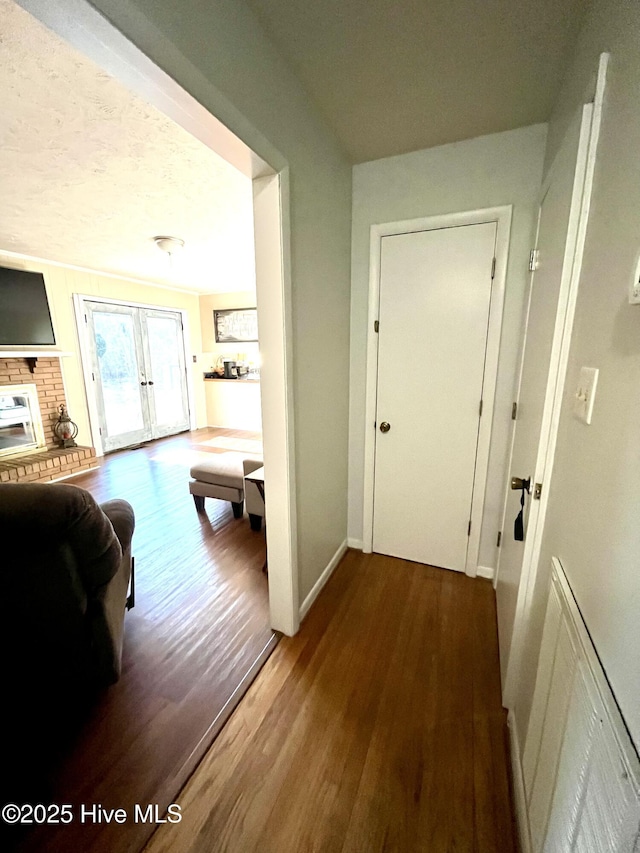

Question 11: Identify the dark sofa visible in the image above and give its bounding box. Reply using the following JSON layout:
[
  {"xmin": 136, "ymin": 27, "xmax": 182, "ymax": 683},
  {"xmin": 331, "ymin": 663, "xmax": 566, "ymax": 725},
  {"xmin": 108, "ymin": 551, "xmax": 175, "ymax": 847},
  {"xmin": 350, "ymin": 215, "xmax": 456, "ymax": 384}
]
[
  {"xmin": 0, "ymin": 482, "xmax": 135, "ymax": 690},
  {"xmin": 0, "ymin": 482, "xmax": 135, "ymax": 833}
]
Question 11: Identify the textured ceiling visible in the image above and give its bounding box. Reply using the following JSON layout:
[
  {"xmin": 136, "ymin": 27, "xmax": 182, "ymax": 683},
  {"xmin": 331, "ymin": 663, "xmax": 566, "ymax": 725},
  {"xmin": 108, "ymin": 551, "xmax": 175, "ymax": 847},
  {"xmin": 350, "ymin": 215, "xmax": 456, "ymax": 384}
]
[
  {"xmin": 0, "ymin": 0, "xmax": 255, "ymax": 293},
  {"xmin": 246, "ymin": 0, "xmax": 589, "ymax": 163}
]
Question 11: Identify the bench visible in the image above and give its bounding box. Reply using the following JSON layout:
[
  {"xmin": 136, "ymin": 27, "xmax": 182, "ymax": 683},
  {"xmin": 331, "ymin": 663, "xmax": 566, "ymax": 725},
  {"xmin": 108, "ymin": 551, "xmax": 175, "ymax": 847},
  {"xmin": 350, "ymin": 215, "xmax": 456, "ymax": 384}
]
[{"xmin": 189, "ymin": 455, "xmax": 264, "ymax": 529}]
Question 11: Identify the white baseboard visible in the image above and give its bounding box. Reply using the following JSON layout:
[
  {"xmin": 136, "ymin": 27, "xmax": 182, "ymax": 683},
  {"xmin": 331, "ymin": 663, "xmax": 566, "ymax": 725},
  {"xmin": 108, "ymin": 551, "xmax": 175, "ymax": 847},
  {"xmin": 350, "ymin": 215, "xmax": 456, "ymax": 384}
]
[
  {"xmin": 299, "ymin": 539, "xmax": 348, "ymax": 622},
  {"xmin": 476, "ymin": 565, "xmax": 495, "ymax": 580},
  {"xmin": 507, "ymin": 709, "xmax": 531, "ymax": 853},
  {"xmin": 347, "ymin": 537, "xmax": 363, "ymax": 550}
]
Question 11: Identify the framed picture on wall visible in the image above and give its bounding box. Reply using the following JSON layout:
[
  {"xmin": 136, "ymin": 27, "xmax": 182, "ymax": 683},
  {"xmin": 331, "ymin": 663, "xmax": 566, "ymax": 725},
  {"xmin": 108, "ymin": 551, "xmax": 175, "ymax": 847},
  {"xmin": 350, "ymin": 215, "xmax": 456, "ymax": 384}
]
[{"xmin": 213, "ymin": 308, "xmax": 258, "ymax": 343}]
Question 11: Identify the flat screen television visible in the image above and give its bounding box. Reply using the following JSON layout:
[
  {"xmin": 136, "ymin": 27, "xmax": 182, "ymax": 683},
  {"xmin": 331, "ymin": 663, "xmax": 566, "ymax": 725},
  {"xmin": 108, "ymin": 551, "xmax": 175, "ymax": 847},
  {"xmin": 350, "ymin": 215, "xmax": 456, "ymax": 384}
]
[{"xmin": 0, "ymin": 266, "xmax": 56, "ymax": 346}]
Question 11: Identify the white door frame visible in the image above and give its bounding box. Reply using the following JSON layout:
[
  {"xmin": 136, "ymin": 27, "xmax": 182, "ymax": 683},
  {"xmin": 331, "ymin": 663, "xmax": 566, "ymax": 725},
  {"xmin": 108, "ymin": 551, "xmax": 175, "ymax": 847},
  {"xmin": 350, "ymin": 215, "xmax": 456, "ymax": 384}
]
[
  {"xmin": 362, "ymin": 206, "xmax": 512, "ymax": 577},
  {"xmin": 252, "ymin": 171, "xmax": 299, "ymax": 636},
  {"xmin": 25, "ymin": 0, "xmax": 299, "ymax": 637},
  {"xmin": 499, "ymin": 54, "xmax": 608, "ymax": 708}
]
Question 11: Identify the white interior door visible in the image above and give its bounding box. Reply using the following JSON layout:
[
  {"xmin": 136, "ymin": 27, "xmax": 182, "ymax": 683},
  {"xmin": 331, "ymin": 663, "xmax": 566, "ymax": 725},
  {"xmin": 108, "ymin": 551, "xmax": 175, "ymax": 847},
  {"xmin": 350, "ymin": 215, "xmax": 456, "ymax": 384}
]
[
  {"xmin": 86, "ymin": 301, "xmax": 190, "ymax": 452},
  {"xmin": 496, "ymin": 104, "xmax": 594, "ymax": 689},
  {"xmin": 372, "ymin": 222, "xmax": 496, "ymax": 572}
]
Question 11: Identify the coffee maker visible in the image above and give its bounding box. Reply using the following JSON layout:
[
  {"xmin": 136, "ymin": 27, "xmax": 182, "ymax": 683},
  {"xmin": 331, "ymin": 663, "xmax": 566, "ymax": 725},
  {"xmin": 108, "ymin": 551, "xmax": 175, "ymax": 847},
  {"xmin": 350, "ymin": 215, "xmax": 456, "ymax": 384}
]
[{"xmin": 223, "ymin": 359, "xmax": 238, "ymax": 379}]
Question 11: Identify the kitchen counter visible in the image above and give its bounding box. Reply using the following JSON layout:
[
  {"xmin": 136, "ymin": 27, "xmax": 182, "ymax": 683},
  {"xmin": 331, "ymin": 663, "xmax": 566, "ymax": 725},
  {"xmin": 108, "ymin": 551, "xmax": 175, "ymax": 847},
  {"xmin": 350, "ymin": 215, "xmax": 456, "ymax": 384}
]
[
  {"xmin": 204, "ymin": 375, "xmax": 260, "ymax": 384},
  {"xmin": 202, "ymin": 375, "xmax": 262, "ymax": 430}
]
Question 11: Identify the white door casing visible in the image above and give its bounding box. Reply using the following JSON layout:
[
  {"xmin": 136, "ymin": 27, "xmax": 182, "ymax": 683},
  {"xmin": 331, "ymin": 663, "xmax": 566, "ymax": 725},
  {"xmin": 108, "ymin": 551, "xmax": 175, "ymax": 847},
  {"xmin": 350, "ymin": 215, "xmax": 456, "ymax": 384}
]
[
  {"xmin": 497, "ymin": 54, "xmax": 608, "ymax": 705},
  {"xmin": 252, "ymin": 172, "xmax": 299, "ymax": 636},
  {"xmin": 363, "ymin": 207, "xmax": 512, "ymax": 576}
]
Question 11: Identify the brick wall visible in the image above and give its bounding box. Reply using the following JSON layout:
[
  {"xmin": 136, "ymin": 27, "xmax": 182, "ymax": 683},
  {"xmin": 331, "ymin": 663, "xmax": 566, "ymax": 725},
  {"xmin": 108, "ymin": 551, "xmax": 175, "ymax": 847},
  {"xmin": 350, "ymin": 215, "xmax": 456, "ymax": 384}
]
[{"xmin": 0, "ymin": 356, "xmax": 97, "ymax": 483}]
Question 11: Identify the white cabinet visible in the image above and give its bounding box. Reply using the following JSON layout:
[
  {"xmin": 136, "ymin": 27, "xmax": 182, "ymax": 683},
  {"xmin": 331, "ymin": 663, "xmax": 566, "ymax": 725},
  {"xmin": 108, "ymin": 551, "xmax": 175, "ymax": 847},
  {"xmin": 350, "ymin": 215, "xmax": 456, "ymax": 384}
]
[
  {"xmin": 203, "ymin": 379, "xmax": 262, "ymax": 430},
  {"xmin": 522, "ymin": 559, "xmax": 640, "ymax": 852}
]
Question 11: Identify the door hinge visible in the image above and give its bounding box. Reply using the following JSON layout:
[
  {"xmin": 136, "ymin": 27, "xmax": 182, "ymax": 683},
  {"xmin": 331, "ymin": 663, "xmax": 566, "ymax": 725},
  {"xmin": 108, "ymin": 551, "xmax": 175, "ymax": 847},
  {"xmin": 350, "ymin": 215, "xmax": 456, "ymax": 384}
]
[
  {"xmin": 529, "ymin": 249, "xmax": 540, "ymax": 271},
  {"xmin": 479, "ymin": 399, "xmax": 483, "ymax": 417},
  {"xmin": 491, "ymin": 257, "xmax": 496, "ymax": 280},
  {"xmin": 533, "ymin": 482, "xmax": 543, "ymax": 500},
  {"xmin": 467, "ymin": 520, "xmax": 472, "ymax": 536},
  {"xmin": 91, "ymin": 372, "xmax": 95, "ymax": 381},
  {"xmin": 84, "ymin": 314, "xmax": 88, "ymax": 324},
  {"xmin": 512, "ymin": 401, "xmax": 517, "ymax": 420},
  {"xmin": 374, "ymin": 320, "xmax": 379, "ymax": 333},
  {"xmin": 99, "ymin": 427, "xmax": 102, "ymax": 435},
  {"xmin": 496, "ymin": 531, "xmax": 502, "ymax": 548}
]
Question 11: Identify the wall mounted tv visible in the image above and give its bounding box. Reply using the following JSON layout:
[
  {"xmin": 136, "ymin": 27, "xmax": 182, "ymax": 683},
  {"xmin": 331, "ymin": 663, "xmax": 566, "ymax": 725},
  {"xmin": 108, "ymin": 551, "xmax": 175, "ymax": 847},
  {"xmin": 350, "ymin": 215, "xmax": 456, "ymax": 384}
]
[{"xmin": 0, "ymin": 266, "xmax": 56, "ymax": 346}]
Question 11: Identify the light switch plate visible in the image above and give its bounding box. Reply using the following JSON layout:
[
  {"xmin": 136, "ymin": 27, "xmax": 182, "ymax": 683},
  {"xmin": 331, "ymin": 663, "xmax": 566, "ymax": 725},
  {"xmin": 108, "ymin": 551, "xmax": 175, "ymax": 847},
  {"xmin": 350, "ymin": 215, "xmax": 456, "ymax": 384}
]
[
  {"xmin": 573, "ymin": 366, "xmax": 599, "ymax": 425},
  {"xmin": 630, "ymin": 255, "xmax": 640, "ymax": 304}
]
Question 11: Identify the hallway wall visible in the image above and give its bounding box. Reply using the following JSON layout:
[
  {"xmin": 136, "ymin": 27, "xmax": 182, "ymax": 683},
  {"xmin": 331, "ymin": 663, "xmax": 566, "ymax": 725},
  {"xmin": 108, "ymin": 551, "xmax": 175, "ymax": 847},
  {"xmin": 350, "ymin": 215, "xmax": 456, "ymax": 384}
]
[
  {"xmin": 89, "ymin": 0, "xmax": 353, "ymax": 604},
  {"xmin": 348, "ymin": 124, "xmax": 547, "ymax": 571},
  {"xmin": 512, "ymin": 0, "xmax": 640, "ymax": 752}
]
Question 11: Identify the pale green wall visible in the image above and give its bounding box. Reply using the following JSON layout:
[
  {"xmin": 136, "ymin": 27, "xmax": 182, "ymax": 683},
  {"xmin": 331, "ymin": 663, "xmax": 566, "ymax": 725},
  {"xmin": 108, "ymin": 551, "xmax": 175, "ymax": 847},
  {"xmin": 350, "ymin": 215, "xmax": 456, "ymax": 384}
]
[
  {"xmin": 513, "ymin": 0, "xmax": 640, "ymax": 751},
  {"xmin": 90, "ymin": 0, "xmax": 352, "ymax": 604},
  {"xmin": 349, "ymin": 125, "xmax": 547, "ymax": 569}
]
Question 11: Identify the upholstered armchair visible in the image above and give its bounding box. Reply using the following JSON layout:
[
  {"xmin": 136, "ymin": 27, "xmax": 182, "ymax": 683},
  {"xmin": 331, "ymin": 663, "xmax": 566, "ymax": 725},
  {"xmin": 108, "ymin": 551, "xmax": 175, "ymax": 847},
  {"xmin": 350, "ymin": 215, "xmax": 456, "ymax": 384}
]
[{"xmin": 0, "ymin": 482, "xmax": 135, "ymax": 692}]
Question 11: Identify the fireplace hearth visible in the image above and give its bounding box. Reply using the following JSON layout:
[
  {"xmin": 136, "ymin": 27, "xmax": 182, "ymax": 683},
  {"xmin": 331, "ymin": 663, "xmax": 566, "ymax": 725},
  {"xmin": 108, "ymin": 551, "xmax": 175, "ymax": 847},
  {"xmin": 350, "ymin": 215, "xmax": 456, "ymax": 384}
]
[{"xmin": 0, "ymin": 356, "xmax": 97, "ymax": 483}]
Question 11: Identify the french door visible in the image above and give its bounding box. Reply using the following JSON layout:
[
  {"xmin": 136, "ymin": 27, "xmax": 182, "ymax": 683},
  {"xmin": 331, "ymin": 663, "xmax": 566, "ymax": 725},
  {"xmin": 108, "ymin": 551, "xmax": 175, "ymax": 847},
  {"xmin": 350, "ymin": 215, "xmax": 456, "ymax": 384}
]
[{"xmin": 85, "ymin": 301, "xmax": 190, "ymax": 452}]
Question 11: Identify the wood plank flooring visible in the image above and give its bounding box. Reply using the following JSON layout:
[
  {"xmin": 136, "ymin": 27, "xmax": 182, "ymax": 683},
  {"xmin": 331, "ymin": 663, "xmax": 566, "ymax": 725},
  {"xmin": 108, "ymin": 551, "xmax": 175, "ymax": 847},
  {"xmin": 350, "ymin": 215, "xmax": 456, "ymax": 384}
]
[
  {"xmin": 144, "ymin": 551, "xmax": 518, "ymax": 853},
  {"xmin": 11, "ymin": 429, "xmax": 273, "ymax": 853}
]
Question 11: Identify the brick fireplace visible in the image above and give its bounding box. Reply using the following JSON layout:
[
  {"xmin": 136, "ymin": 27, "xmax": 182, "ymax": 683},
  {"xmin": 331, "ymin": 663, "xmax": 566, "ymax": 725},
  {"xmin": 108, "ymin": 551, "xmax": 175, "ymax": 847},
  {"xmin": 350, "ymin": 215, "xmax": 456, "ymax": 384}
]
[{"xmin": 0, "ymin": 357, "xmax": 97, "ymax": 483}]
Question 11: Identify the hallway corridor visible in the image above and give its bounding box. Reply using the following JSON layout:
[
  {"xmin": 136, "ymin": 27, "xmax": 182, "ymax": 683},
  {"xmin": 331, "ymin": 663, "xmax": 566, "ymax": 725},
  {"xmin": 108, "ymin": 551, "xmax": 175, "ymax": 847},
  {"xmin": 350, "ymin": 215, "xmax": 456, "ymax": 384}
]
[{"xmin": 146, "ymin": 550, "xmax": 517, "ymax": 852}]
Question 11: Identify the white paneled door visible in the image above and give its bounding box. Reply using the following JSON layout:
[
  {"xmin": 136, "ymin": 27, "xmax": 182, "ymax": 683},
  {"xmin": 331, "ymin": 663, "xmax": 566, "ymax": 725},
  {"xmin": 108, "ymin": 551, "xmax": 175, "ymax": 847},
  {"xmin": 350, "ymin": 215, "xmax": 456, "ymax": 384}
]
[
  {"xmin": 372, "ymin": 222, "xmax": 497, "ymax": 572},
  {"xmin": 86, "ymin": 301, "xmax": 190, "ymax": 452}
]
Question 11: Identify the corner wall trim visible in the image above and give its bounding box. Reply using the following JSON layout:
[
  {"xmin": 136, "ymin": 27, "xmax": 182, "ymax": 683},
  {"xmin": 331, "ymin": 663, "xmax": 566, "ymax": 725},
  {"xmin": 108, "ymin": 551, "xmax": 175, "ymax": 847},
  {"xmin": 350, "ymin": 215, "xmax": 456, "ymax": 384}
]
[
  {"xmin": 347, "ymin": 537, "xmax": 364, "ymax": 550},
  {"xmin": 476, "ymin": 565, "xmax": 495, "ymax": 581},
  {"xmin": 507, "ymin": 709, "xmax": 532, "ymax": 853},
  {"xmin": 299, "ymin": 539, "xmax": 348, "ymax": 622}
]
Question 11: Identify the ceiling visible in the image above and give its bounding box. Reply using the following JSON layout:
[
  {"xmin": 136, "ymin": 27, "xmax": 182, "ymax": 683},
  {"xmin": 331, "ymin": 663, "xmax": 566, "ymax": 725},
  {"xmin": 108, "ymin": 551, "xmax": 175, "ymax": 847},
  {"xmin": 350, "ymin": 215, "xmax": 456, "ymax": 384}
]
[
  {"xmin": 0, "ymin": 0, "xmax": 256, "ymax": 294},
  {"xmin": 246, "ymin": 0, "xmax": 589, "ymax": 163},
  {"xmin": 0, "ymin": 0, "xmax": 588, "ymax": 291}
]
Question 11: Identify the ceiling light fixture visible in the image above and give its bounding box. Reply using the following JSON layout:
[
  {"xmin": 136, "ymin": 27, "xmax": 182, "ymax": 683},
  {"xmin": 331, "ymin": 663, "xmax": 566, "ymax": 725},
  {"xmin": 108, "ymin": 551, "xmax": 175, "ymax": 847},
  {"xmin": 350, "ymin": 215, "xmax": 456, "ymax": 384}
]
[{"xmin": 153, "ymin": 235, "xmax": 185, "ymax": 258}]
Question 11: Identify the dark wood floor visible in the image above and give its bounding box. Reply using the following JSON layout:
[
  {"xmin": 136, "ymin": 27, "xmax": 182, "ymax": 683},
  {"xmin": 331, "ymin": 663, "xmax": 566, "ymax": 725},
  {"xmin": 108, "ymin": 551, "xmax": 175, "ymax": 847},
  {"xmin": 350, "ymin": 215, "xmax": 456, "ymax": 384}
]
[
  {"xmin": 144, "ymin": 551, "xmax": 517, "ymax": 853},
  {"xmin": 13, "ymin": 429, "xmax": 273, "ymax": 853}
]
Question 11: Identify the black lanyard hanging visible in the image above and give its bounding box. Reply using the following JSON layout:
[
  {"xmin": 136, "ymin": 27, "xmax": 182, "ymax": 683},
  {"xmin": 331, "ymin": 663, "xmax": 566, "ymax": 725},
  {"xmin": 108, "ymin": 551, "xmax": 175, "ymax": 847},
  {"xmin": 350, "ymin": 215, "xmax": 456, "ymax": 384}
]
[
  {"xmin": 514, "ymin": 484, "xmax": 526, "ymax": 541},
  {"xmin": 511, "ymin": 479, "xmax": 531, "ymax": 542}
]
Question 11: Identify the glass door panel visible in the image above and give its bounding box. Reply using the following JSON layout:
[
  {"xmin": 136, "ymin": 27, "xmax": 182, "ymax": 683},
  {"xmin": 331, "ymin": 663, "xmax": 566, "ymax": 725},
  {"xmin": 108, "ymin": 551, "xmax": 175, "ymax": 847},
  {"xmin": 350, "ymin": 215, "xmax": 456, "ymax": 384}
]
[
  {"xmin": 86, "ymin": 303, "xmax": 151, "ymax": 452},
  {"xmin": 143, "ymin": 310, "xmax": 190, "ymax": 436}
]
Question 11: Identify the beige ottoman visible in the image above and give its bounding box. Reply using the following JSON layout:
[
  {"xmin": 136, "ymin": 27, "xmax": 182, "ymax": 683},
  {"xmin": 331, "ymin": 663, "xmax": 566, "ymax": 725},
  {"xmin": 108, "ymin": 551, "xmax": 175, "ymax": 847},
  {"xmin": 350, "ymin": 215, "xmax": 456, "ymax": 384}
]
[{"xmin": 189, "ymin": 456, "xmax": 245, "ymax": 518}]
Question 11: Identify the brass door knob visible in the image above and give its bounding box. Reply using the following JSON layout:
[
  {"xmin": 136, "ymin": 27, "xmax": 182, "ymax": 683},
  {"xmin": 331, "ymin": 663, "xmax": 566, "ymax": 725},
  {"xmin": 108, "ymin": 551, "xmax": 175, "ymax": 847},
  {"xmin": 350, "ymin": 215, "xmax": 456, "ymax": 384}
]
[{"xmin": 379, "ymin": 422, "xmax": 391, "ymax": 433}]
